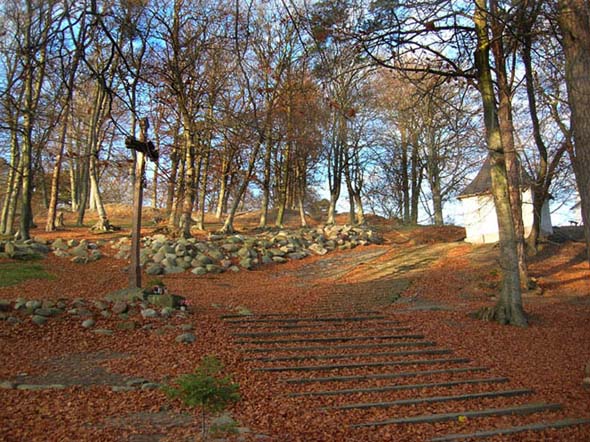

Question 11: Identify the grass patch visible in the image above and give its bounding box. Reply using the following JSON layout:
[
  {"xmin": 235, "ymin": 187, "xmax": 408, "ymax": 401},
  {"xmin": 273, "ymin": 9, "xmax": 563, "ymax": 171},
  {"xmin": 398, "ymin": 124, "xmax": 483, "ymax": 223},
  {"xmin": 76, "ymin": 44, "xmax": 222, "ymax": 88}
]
[{"xmin": 0, "ymin": 261, "xmax": 54, "ymax": 287}]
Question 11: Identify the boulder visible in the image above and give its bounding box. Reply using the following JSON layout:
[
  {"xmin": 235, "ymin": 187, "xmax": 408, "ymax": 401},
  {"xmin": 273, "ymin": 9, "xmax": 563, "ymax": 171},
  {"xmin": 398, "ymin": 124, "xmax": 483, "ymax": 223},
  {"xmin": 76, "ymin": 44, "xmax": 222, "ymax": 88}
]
[
  {"xmin": 163, "ymin": 266, "xmax": 184, "ymax": 274},
  {"xmin": 146, "ymin": 294, "xmax": 185, "ymax": 309},
  {"xmin": 51, "ymin": 238, "xmax": 69, "ymax": 250},
  {"xmin": 191, "ymin": 267, "xmax": 207, "ymax": 275},
  {"xmin": 146, "ymin": 264, "xmax": 164, "ymax": 275},
  {"xmin": 32, "ymin": 315, "xmax": 47, "ymax": 325},
  {"xmin": 104, "ymin": 288, "xmax": 145, "ymax": 303},
  {"xmin": 82, "ymin": 319, "xmax": 96, "ymax": 328},
  {"xmin": 175, "ymin": 332, "xmax": 196, "ymax": 344},
  {"xmin": 112, "ymin": 301, "xmax": 128, "ymax": 315},
  {"xmin": 0, "ymin": 300, "xmax": 11, "ymax": 312},
  {"xmin": 141, "ymin": 308, "xmax": 158, "ymax": 318}
]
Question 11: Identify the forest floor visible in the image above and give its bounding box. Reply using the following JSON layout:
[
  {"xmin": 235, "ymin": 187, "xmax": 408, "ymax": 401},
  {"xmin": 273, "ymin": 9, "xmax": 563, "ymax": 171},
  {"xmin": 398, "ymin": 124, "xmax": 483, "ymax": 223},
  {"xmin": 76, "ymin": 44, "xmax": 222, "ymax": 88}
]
[{"xmin": 0, "ymin": 207, "xmax": 589, "ymax": 441}]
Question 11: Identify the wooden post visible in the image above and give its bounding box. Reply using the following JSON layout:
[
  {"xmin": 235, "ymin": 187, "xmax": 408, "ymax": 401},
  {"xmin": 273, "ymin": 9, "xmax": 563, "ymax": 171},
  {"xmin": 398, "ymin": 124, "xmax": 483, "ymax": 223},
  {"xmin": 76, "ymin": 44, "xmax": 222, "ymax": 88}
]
[{"xmin": 129, "ymin": 118, "xmax": 149, "ymax": 289}]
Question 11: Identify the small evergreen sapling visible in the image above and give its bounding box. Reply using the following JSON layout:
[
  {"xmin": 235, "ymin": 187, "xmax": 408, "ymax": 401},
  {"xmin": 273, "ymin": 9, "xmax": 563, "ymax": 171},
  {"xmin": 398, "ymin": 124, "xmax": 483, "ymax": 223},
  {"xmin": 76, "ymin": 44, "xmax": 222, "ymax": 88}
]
[{"xmin": 163, "ymin": 355, "xmax": 240, "ymax": 438}]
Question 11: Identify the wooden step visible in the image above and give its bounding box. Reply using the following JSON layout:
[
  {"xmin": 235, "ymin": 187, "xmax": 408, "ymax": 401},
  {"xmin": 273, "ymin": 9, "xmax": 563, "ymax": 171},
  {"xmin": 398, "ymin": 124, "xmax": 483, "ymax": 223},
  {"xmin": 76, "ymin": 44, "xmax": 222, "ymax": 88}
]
[
  {"xmin": 233, "ymin": 327, "xmax": 411, "ymax": 338},
  {"xmin": 430, "ymin": 417, "xmax": 590, "ymax": 441},
  {"xmin": 237, "ymin": 333, "xmax": 425, "ymax": 345},
  {"xmin": 245, "ymin": 348, "xmax": 451, "ymax": 362},
  {"xmin": 287, "ymin": 377, "xmax": 509, "ymax": 397},
  {"xmin": 224, "ymin": 315, "xmax": 386, "ymax": 324},
  {"xmin": 351, "ymin": 402, "xmax": 562, "ymax": 428},
  {"xmin": 333, "ymin": 388, "xmax": 533, "ymax": 410},
  {"xmin": 285, "ymin": 366, "xmax": 489, "ymax": 384},
  {"xmin": 256, "ymin": 357, "xmax": 470, "ymax": 372},
  {"xmin": 244, "ymin": 341, "xmax": 435, "ymax": 353},
  {"xmin": 229, "ymin": 320, "xmax": 403, "ymax": 330}
]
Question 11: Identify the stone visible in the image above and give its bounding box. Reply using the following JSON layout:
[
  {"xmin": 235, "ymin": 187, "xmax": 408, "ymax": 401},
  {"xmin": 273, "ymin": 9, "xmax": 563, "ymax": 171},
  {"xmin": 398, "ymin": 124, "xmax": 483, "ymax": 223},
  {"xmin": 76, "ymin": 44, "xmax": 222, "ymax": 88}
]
[
  {"xmin": 0, "ymin": 381, "xmax": 16, "ymax": 389},
  {"xmin": 163, "ymin": 266, "xmax": 184, "ymax": 274},
  {"xmin": 0, "ymin": 300, "xmax": 11, "ymax": 312},
  {"xmin": 179, "ymin": 324, "xmax": 194, "ymax": 331},
  {"xmin": 191, "ymin": 267, "xmax": 207, "ymax": 275},
  {"xmin": 111, "ymin": 301, "xmax": 128, "ymax": 314},
  {"xmin": 112, "ymin": 386, "xmax": 135, "ymax": 392},
  {"xmin": 93, "ymin": 301, "xmax": 109, "ymax": 310},
  {"xmin": 82, "ymin": 319, "xmax": 96, "ymax": 328},
  {"xmin": 34, "ymin": 308, "xmax": 60, "ymax": 317},
  {"xmin": 160, "ymin": 307, "xmax": 174, "ymax": 317},
  {"xmin": 25, "ymin": 300, "xmax": 42, "ymax": 310},
  {"xmin": 104, "ymin": 288, "xmax": 145, "ymax": 303},
  {"xmin": 308, "ymin": 243, "xmax": 328, "ymax": 256},
  {"xmin": 141, "ymin": 308, "xmax": 158, "ymax": 318},
  {"xmin": 206, "ymin": 264, "xmax": 223, "ymax": 274},
  {"xmin": 17, "ymin": 384, "xmax": 66, "ymax": 391},
  {"xmin": 71, "ymin": 245, "xmax": 89, "ymax": 258},
  {"xmin": 175, "ymin": 332, "xmax": 196, "ymax": 344},
  {"xmin": 14, "ymin": 298, "xmax": 26, "ymax": 310},
  {"xmin": 7, "ymin": 317, "xmax": 20, "ymax": 325},
  {"xmin": 146, "ymin": 294, "xmax": 185, "ymax": 309},
  {"xmin": 146, "ymin": 264, "xmax": 164, "ymax": 275},
  {"xmin": 116, "ymin": 320, "xmax": 137, "ymax": 331},
  {"xmin": 93, "ymin": 329, "xmax": 113, "ymax": 335},
  {"xmin": 32, "ymin": 315, "xmax": 47, "ymax": 325},
  {"xmin": 287, "ymin": 252, "xmax": 306, "ymax": 260},
  {"xmin": 67, "ymin": 239, "xmax": 79, "ymax": 247},
  {"xmin": 140, "ymin": 382, "xmax": 160, "ymax": 390},
  {"xmin": 52, "ymin": 238, "xmax": 69, "ymax": 250},
  {"xmin": 151, "ymin": 252, "xmax": 165, "ymax": 263},
  {"xmin": 239, "ymin": 258, "xmax": 254, "ymax": 270},
  {"xmin": 71, "ymin": 256, "xmax": 88, "ymax": 264},
  {"xmin": 271, "ymin": 256, "xmax": 288, "ymax": 264}
]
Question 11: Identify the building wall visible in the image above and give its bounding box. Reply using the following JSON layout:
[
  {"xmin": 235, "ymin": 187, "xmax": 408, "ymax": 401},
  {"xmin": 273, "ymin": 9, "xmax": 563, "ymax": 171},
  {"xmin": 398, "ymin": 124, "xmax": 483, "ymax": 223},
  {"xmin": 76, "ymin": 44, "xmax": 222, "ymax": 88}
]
[{"xmin": 461, "ymin": 189, "xmax": 552, "ymax": 244}]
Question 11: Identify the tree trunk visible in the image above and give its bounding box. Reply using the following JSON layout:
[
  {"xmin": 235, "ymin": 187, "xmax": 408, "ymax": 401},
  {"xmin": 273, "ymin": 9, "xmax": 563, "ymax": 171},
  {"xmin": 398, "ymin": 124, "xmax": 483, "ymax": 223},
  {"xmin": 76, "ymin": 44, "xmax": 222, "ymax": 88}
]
[
  {"xmin": 558, "ymin": 0, "xmax": 590, "ymax": 265},
  {"xmin": 1, "ymin": 127, "xmax": 20, "ymax": 235},
  {"xmin": 220, "ymin": 143, "xmax": 261, "ymax": 234},
  {"xmin": 129, "ymin": 119, "xmax": 148, "ymax": 289},
  {"xmin": 258, "ymin": 125, "xmax": 273, "ymax": 229},
  {"xmin": 490, "ymin": 0, "xmax": 531, "ymax": 289},
  {"xmin": 474, "ymin": 0, "xmax": 527, "ymax": 326},
  {"xmin": 181, "ymin": 126, "xmax": 196, "ymax": 238}
]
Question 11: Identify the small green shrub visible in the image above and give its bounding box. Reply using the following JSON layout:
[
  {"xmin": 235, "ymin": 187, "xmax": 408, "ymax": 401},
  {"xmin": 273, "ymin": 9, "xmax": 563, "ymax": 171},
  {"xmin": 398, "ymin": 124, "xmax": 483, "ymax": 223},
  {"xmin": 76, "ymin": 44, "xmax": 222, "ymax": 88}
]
[{"xmin": 163, "ymin": 355, "xmax": 240, "ymax": 438}]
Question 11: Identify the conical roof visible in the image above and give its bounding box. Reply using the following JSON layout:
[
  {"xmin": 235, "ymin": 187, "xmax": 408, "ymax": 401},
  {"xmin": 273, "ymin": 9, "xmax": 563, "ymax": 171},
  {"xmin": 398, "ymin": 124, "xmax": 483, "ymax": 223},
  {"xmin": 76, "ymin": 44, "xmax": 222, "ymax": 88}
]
[{"xmin": 457, "ymin": 156, "xmax": 532, "ymax": 199}]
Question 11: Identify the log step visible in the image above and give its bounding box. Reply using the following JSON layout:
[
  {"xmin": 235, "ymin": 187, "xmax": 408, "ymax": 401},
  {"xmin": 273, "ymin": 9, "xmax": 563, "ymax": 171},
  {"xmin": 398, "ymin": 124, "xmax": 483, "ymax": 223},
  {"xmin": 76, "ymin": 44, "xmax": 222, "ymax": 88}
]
[
  {"xmin": 224, "ymin": 315, "xmax": 386, "ymax": 324},
  {"xmin": 430, "ymin": 417, "xmax": 590, "ymax": 441},
  {"xmin": 287, "ymin": 377, "xmax": 509, "ymax": 398},
  {"xmin": 256, "ymin": 357, "xmax": 470, "ymax": 372},
  {"xmin": 229, "ymin": 320, "xmax": 402, "ymax": 330},
  {"xmin": 233, "ymin": 327, "xmax": 411, "ymax": 338},
  {"xmin": 238, "ymin": 334, "xmax": 425, "ymax": 345},
  {"xmin": 246, "ymin": 348, "xmax": 452, "ymax": 362},
  {"xmin": 351, "ymin": 402, "xmax": 562, "ymax": 427},
  {"xmin": 333, "ymin": 388, "xmax": 533, "ymax": 410},
  {"xmin": 285, "ymin": 366, "xmax": 489, "ymax": 384},
  {"xmin": 244, "ymin": 341, "xmax": 435, "ymax": 353}
]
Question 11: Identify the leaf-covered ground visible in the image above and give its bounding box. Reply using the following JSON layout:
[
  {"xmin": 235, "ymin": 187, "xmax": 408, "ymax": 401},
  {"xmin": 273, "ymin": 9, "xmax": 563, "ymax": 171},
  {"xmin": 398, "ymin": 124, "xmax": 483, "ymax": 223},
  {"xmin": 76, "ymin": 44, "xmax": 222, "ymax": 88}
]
[{"xmin": 0, "ymin": 214, "xmax": 589, "ymax": 441}]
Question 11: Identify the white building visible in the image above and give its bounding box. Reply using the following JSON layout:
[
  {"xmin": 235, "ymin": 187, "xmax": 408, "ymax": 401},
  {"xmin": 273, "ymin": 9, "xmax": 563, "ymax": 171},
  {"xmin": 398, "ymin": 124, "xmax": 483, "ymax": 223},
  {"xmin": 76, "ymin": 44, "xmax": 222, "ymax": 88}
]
[{"xmin": 458, "ymin": 159, "xmax": 553, "ymax": 244}]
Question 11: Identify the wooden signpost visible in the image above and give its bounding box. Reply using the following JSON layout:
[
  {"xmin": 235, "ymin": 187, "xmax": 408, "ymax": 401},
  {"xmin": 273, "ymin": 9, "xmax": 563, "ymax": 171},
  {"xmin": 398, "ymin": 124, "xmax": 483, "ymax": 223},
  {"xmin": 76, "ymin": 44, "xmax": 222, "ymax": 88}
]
[{"xmin": 126, "ymin": 118, "xmax": 159, "ymax": 289}]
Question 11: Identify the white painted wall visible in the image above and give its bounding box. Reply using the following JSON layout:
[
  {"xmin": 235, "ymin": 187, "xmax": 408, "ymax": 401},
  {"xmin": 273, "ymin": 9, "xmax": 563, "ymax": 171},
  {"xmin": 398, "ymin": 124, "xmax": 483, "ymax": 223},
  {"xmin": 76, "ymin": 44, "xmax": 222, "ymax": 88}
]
[{"xmin": 461, "ymin": 189, "xmax": 552, "ymax": 244}]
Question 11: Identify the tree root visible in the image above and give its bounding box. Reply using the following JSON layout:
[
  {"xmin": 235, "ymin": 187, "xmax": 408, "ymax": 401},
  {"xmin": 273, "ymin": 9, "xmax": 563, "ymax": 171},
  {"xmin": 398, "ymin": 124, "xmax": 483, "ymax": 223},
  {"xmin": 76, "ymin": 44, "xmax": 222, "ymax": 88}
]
[
  {"xmin": 472, "ymin": 303, "xmax": 528, "ymax": 327},
  {"xmin": 89, "ymin": 217, "xmax": 120, "ymax": 233}
]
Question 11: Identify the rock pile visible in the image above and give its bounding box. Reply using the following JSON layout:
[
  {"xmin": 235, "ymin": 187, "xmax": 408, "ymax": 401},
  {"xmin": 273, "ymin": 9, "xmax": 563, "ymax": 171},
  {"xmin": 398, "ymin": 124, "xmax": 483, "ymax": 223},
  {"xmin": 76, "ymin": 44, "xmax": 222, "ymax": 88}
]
[
  {"xmin": 50, "ymin": 238, "xmax": 104, "ymax": 263},
  {"xmin": 0, "ymin": 239, "xmax": 50, "ymax": 260},
  {"xmin": 110, "ymin": 225, "xmax": 382, "ymax": 276},
  {"xmin": 0, "ymin": 290, "xmax": 195, "ymax": 344}
]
